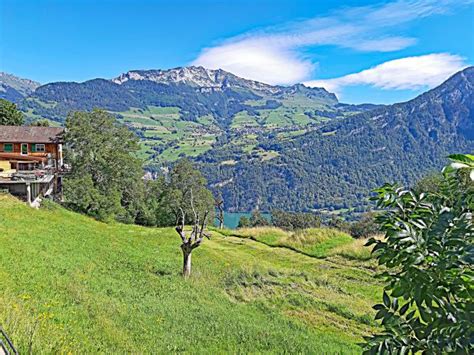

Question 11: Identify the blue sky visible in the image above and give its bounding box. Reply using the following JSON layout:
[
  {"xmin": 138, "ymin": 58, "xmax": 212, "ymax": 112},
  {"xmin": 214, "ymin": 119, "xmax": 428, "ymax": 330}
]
[{"xmin": 1, "ymin": 0, "xmax": 473, "ymax": 103}]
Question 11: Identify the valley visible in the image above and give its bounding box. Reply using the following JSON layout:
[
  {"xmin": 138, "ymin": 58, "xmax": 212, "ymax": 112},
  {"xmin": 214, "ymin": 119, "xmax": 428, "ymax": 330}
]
[
  {"xmin": 1, "ymin": 66, "xmax": 473, "ymax": 213},
  {"xmin": 2, "ymin": 1, "xmax": 473, "ymax": 354}
]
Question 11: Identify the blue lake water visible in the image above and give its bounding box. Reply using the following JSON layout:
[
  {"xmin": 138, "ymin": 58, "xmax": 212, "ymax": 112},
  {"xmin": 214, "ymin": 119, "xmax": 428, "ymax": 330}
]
[{"xmin": 215, "ymin": 212, "xmax": 271, "ymax": 229}]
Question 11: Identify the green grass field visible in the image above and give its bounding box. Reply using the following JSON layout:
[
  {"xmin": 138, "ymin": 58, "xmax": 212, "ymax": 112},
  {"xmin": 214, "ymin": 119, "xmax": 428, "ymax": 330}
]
[{"xmin": 0, "ymin": 195, "xmax": 381, "ymax": 353}]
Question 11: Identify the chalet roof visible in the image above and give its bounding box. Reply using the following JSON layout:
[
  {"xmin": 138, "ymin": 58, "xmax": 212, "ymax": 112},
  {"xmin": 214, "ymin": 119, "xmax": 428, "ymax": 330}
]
[{"xmin": 0, "ymin": 126, "xmax": 64, "ymax": 143}]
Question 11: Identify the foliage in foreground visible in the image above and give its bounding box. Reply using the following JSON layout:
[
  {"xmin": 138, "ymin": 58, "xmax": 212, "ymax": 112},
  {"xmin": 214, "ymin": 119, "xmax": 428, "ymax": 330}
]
[{"xmin": 364, "ymin": 154, "xmax": 474, "ymax": 354}]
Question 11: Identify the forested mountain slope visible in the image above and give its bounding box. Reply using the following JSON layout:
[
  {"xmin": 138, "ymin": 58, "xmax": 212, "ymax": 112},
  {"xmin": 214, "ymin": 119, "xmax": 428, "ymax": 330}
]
[
  {"xmin": 6, "ymin": 66, "xmax": 376, "ymax": 163},
  {"xmin": 199, "ymin": 67, "xmax": 474, "ymax": 212}
]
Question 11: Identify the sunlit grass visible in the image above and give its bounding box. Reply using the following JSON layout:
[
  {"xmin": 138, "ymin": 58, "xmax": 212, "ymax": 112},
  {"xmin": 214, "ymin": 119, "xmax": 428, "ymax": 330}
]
[
  {"xmin": 229, "ymin": 226, "xmax": 357, "ymax": 258},
  {"xmin": 0, "ymin": 195, "xmax": 381, "ymax": 353}
]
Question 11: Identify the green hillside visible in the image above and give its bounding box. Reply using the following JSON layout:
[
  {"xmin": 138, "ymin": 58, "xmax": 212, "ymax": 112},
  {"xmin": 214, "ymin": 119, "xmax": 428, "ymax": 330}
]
[
  {"xmin": 0, "ymin": 194, "xmax": 381, "ymax": 353},
  {"xmin": 3, "ymin": 66, "xmax": 473, "ymax": 213}
]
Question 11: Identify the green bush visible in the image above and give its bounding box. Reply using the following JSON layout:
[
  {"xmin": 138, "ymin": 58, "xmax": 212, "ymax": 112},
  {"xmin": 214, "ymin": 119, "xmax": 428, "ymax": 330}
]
[
  {"xmin": 271, "ymin": 209, "xmax": 321, "ymax": 230},
  {"xmin": 349, "ymin": 212, "xmax": 379, "ymax": 238},
  {"xmin": 364, "ymin": 154, "xmax": 474, "ymax": 354}
]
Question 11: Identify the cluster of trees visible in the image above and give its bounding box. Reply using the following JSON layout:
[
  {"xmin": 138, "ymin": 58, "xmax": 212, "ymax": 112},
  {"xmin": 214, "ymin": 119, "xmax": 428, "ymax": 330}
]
[
  {"xmin": 271, "ymin": 209, "xmax": 322, "ymax": 230},
  {"xmin": 64, "ymin": 109, "xmax": 214, "ymax": 226},
  {"xmin": 63, "ymin": 109, "xmax": 216, "ymax": 278},
  {"xmin": 237, "ymin": 210, "xmax": 271, "ymax": 228},
  {"xmin": 237, "ymin": 209, "xmax": 379, "ymax": 238}
]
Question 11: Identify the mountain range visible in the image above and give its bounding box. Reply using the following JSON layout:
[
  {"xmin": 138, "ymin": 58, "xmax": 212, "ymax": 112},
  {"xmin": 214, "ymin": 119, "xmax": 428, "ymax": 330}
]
[
  {"xmin": 1, "ymin": 66, "xmax": 473, "ymax": 213},
  {"xmin": 0, "ymin": 72, "xmax": 40, "ymax": 103}
]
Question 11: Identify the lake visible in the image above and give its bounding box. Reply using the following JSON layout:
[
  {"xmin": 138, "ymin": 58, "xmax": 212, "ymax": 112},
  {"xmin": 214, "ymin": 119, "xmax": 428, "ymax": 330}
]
[{"xmin": 215, "ymin": 212, "xmax": 271, "ymax": 229}]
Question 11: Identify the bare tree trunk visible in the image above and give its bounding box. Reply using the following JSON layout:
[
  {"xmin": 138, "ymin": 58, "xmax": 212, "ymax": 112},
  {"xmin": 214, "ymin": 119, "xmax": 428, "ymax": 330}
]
[
  {"xmin": 216, "ymin": 199, "xmax": 224, "ymax": 229},
  {"xmin": 175, "ymin": 194, "xmax": 211, "ymax": 278},
  {"xmin": 182, "ymin": 246, "xmax": 192, "ymax": 277}
]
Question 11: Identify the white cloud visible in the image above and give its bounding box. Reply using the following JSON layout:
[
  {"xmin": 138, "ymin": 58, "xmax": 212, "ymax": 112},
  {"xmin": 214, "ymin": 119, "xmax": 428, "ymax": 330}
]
[
  {"xmin": 192, "ymin": 0, "xmax": 472, "ymax": 85},
  {"xmin": 304, "ymin": 53, "xmax": 468, "ymax": 93},
  {"xmin": 193, "ymin": 39, "xmax": 314, "ymax": 85}
]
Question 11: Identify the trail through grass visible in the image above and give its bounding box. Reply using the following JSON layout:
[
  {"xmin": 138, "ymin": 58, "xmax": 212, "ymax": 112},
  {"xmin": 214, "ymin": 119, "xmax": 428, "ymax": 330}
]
[{"xmin": 0, "ymin": 195, "xmax": 381, "ymax": 353}]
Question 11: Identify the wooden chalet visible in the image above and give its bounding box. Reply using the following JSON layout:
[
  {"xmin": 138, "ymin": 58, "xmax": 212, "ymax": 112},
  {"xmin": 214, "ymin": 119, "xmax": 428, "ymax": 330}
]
[{"xmin": 0, "ymin": 126, "xmax": 65, "ymax": 205}]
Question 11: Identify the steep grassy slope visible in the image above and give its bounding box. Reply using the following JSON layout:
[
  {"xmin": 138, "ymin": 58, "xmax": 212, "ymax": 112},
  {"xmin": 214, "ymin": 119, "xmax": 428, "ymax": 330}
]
[{"xmin": 0, "ymin": 195, "xmax": 381, "ymax": 353}]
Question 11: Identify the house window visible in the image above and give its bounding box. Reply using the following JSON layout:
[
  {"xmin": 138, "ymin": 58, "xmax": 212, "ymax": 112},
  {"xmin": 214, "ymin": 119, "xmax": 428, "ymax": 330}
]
[
  {"xmin": 21, "ymin": 143, "xmax": 28, "ymax": 155},
  {"xmin": 3, "ymin": 143, "xmax": 13, "ymax": 152},
  {"xmin": 33, "ymin": 144, "xmax": 46, "ymax": 152}
]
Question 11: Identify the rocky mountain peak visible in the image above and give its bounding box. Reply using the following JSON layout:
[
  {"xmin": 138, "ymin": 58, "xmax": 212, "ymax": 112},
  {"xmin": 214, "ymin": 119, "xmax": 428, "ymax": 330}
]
[
  {"xmin": 0, "ymin": 72, "xmax": 41, "ymax": 102},
  {"xmin": 110, "ymin": 66, "xmax": 341, "ymax": 101}
]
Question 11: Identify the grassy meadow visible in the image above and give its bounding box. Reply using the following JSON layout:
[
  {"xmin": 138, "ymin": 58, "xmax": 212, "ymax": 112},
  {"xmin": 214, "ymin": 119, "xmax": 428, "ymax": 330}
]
[{"xmin": 0, "ymin": 194, "xmax": 381, "ymax": 353}]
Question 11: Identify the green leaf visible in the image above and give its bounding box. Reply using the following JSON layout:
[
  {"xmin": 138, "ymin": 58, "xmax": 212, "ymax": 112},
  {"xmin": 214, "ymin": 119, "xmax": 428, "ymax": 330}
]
[
  {"xmin": 413, "ymin": 254, "xmax": 424, "ymax": 265},
  {"xmin": 448, "ymin": 154, "xmax": 474, "ymax": 164},
  {"xmin": 375, "ymin": 309, "xmax": 388, "ymax": 320},
  {"xmin": 406, "ymin": 310, "xmax": 416, "ymax": 320},
  {"xmin": 399, "ymin": 302, "xmax": 410, "ymax": 315},
  {"xmin": 391, "ymin": 298, "xmax": 399, "ymax": 311},
  {"xmin": 391, "ymin": 285, "xmax": 405, "ymax": 297},
  {"xmin": 373, "ymin": 304, "xmax": 386, "ymax": 311},
  {"xmin": 419, "ymin": 306, "xmax": 431, "ymax": 323},
  {"xmin": 383, "ymin": 291, "xmax": 390, "ymax": 307}
]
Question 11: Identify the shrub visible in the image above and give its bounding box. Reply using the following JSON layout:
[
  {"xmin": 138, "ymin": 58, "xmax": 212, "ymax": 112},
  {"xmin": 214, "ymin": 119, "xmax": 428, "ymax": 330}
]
[
  {"xmin": 349, "ymin": 212, "xmax": 379, "ymax": 238},
  {"xmin": 364, "ymin": 154, "xmax": 474, "ymax": 354},
  {"xmin": 271, "ymin": 209, "xmax": 321, "ymax": 230}
]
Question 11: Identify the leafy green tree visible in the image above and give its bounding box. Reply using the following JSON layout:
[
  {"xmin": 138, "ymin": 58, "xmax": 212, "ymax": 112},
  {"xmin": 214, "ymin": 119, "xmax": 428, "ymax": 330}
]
[
  {"xmin": 327, "ymin": 215, "xmax": 351, "ymax": 233},
  {"xmin": 271, "ymin": 209, "xmax": 321, "ymax": 230},
  {"xmin": 0, "ymin": 99, "xmax": 24, "ymax": 126},
  {"xmin": 349, "ymin": 211, "xmax": 379, "ymax": 238},
  {"xmin": 249, "ymin": 210, "xmax": 270, "ymax": 227},
  {"xmin": 162, "ymin": 159, "xmax": 215, "ymax": 225},
  {"xmin": 29, "ymin": 119, "xmax": 51, "ymax": 127},
  {"xmin": 238, "ymin": 216, "xmax": 251, "ymax": 228},
  {"xmin": 64, "ymin": 109, "xmax": 144, "ymax": 222},
  {"xmin": 364, "ymin": 154, "xmax": 474, "ymax": 354},
  {"xmin": 413, "ymin": 172, "xmax": 444, "ymax": 195},
  {"xmin": 136, "ymin": 177, "xmax": 170, "ymax": 226}
]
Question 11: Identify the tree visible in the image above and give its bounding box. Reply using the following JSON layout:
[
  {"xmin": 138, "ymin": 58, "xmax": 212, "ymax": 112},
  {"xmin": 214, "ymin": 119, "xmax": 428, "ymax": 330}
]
[
  {"xmin": 29, "ymin": 119, "xmax": 51, "ymax": 127},
  {"xmin": 349, "ymin": 211, "xmax": 379, "ymax": 238},
  {"xmin": 215, "ymin": 194, "xmax": 224, "ymax": 229},
  {"xmin": 136, "ymin": 176, "xmax": 170, "ymax": 227},
  {"xmin": 413, "ymin": 172, "xmax": 444, "ymax": 195},
  {"xmin": 364, "ymin": 154, "xmax": 474, "ymax": 354},
  {"xmin": 272, "ymin": 209, "xmax": 321, "ymax": 230},
  {"xmin": 174, "ymin": 193, "xmax": 211, "ymax": 277},
  {"xmin": 64, "ymin": 109, "xmax": 144, "ymax": 222},
  {"xmin": 237, "ymin": 216, "xmax": 251, "ymax": 228},
  {"xmin": 163, "ymin": 159, "xmax": 215, "ymax": 225},
  {"xmin": 0, "ymin": 99, "xmax": 24, "ymax": 126},
  {"xmin": 249, "ymin": 210, "xmax": 270, "ymax": 227},
  {"xmin": 327, "ymin": 215, "xmax": 351, "ymax": 233}
]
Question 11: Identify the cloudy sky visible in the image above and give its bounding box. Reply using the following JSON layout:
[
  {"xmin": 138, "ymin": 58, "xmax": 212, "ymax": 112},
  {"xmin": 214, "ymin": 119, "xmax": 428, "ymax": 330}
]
[{"xmin": 1, "ymin": 0, "xmax": 473, "ymax": 103}]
